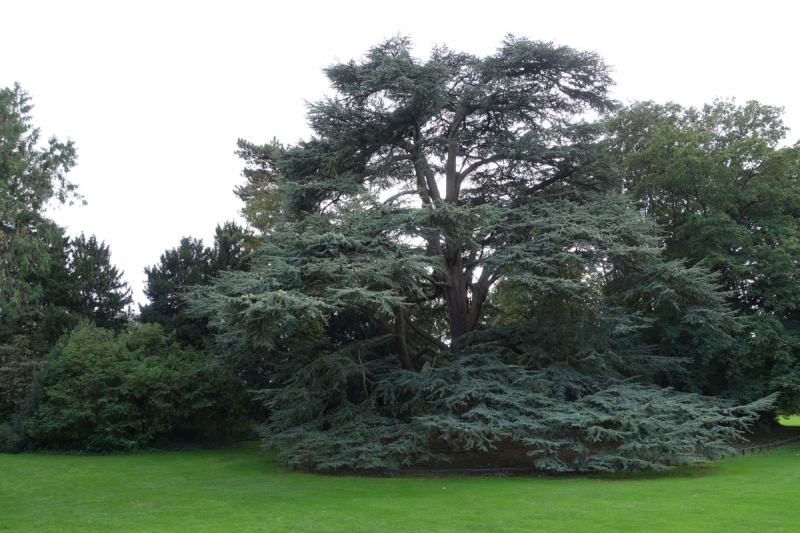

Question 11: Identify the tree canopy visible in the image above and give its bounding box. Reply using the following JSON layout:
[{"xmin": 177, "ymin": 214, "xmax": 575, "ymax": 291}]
[
  {"xmin": 195, "ymin": 37, "xmax": 770, "ymax": 472},
  {"xmin": 0, "ymin": 83, "xmax": 81, "ymax": 319},
  {"xmin": 607, "ymin": 100, "xmax": 800, "ymax": 414}
]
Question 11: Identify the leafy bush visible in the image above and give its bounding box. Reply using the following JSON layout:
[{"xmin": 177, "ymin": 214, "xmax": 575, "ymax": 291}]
[{"xmin": 24, "ymin": 322, "xmax": 252, "ymax": 452}]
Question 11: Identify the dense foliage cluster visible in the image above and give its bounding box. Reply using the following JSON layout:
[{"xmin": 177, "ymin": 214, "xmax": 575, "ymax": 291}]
[
  {"xmin": 2, "ymin": 323, "xmax": 251, "ymax": 453},
  {"xmin": 139, "ymin": 221, "xmax": 250, "ymax": 349},
  {"xmin": 608, "ymin": 101, "xmax": 800, "ymax": 413},
  {"xmin": 0, "ymin": 232, "xmax": 133, "ymax": 420},
  {"xmin": 21, "ymin": 322, "xmax": 252, "ymax": 452}
]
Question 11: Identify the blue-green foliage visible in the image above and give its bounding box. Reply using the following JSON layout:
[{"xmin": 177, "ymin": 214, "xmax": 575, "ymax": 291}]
[{"xmin": 194, "ymin": 37, "xmax": 772, "ymax": 472}]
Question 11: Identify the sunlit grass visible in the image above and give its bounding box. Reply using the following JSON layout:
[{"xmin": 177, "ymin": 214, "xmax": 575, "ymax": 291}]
[
  {"xmin": 778, "ymin": 414, "xmax": 800, "ymax": 427},
  {"xmin": 2, "ymin": 443, "xmax": 799, "ymax": 532}
]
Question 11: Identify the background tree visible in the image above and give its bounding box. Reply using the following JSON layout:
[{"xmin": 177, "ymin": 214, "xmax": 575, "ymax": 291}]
[
  {"xmin": 607, "ymin": 100, "xmax": 800, "ymax": 415},
  {"xmin": 197, "ymin": 37, "xmax": 770, "ymax": 472},
  {"xmin": 0, "ymin": 84, "xmax": 83, "ymax": 421},
  {"xmin": 140, "ymin": 236, "xmax": 212, "ymax": 348},
  {"xmin": 0, "ymin": 83, "xmax": 81, "ymax": 319},
  {"xmin": 0, "ymin": 232, "xmax": 132, "ymax": 420},
  {"xmin": 0, "ymin": 232, "xmax": 70, "ymax": 420},
  {"xmin": 140, "ymin": 221, "xmax": 249, "ymax": 349},
  {"xmin": 234, "ymin": 140, "xmax": 284, "ymax": 234},
  {"xmin": 64, "ymin": 233, "xmax": 132, "ymax": 330}
]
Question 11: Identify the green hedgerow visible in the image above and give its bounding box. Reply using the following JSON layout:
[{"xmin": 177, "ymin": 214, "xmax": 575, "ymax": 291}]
[{"xmin": 25, "ymin": 322, "xmax": 252, "ymax": 452}]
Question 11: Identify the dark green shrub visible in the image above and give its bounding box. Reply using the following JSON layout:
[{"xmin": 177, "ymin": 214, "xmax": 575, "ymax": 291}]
[{"xmin": 25, "ymin": 322, "xmax": 252, "ymax": 452}]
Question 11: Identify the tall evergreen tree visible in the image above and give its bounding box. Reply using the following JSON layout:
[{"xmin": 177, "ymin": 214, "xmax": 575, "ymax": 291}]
[
  {"xmin": 140, "ymin": 222, "xmax": 249, "ymax": 349},
  {"xmin": 64, "ymin": 233, "xmax": 132, "ymax": 330},
  {"xmin": 1, "ymin": 84, "xmax": 82, "ymax": 421},
  {"xmin": 196, "ymin": 37, "xmax": 771, "ymax": 472},
  {"xmin": 0, "ymin": 83, "xmax": 80, "ymax": 319}
]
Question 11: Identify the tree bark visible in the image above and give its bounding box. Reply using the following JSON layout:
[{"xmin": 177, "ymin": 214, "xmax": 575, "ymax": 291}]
[
  {"xmin": 394, "ymin": 308, "xmax": 415, "ymax": 371},
  {"xmin": 441, "ymin": 247, "xmax": 471, "ymax": 351}
]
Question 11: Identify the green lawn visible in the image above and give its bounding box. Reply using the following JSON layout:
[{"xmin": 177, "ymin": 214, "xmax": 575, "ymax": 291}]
[
  {"xmin": 778, "ymin": 414, "xmax": 800, "ymax": 427},
  {"xmin": 2, "ymin": 443, "xmax": 799, "ymax": 532}
]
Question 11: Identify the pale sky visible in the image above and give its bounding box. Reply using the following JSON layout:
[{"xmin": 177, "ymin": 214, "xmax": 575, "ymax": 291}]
[{"xmin": 2, "ymin": 0, "xmax": 798, "ymax": 307}]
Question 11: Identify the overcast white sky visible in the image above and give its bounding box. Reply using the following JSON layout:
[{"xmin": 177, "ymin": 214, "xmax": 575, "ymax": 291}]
[{"xmin": 2, "ymin": 0, "xmax": 799, "ymax": 307}]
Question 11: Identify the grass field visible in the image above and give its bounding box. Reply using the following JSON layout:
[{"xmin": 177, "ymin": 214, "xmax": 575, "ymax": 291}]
[
  {"xmin": 778, "ymin": 414, "xmax": 800, "ymax": 427},
  {"xmin": 2, "ymin": 443, "xmax": 799, "ymax": 532}
]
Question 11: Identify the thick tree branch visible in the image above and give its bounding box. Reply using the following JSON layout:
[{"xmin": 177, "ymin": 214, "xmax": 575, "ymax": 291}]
[
  {"xmin": 394, "ymin": 308, "xmax": 415, "ymax": 371},
  {"xmin": 445, "ymin": 113, "xmax": 464, "ymax": 204},
  {"xmin": 421, "ymin": 157, "xmax": 442, "ymax": 203},
  {"xmin": 468, "ymin": 268, "xmax": 496, "ymax": 331},
  {"xmin": 459, "ymin": 154, "xmax": 504, "ymax": 181},
  {"xmin": 527, "ymin": 167, "xmax": 576, "ymax": 194}
]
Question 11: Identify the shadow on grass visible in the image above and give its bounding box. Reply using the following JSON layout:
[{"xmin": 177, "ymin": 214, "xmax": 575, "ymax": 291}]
[
  {"xmin": 585, "ymin": 464, "xmax": 720, "ymax": 482},
  {"xmin": 273, "ymin": 461, "xmax": 722, "ymax": 481}
]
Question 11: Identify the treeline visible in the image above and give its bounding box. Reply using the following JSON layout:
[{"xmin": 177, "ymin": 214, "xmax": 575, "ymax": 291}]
[
  {"xmin": 2, "ymin": 37, "xmax": 800, "ymax": 471},
  {"xmin": 0, "ymin": 85, "xmax": 253, "ymax": 452}
]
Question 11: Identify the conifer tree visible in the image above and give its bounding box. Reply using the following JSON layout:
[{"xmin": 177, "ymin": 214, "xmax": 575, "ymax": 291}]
[
  {"xmin": 0, "ymin": 83, "xmax": 80, "ymax": 319},
  {"xmin": 64, "ymin": 234, "xmax": 132, "ymax": 330},
  {"xmin": 0, "ymin": 84, "xmax": 82, "ymax": 421},
  {"xmin": 140, "ymin": 222, "xmax": 249, "ymax": 349},
  {"xmin": 196, "ymin": 37, "xmax": 771, "ymax": 472}
]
